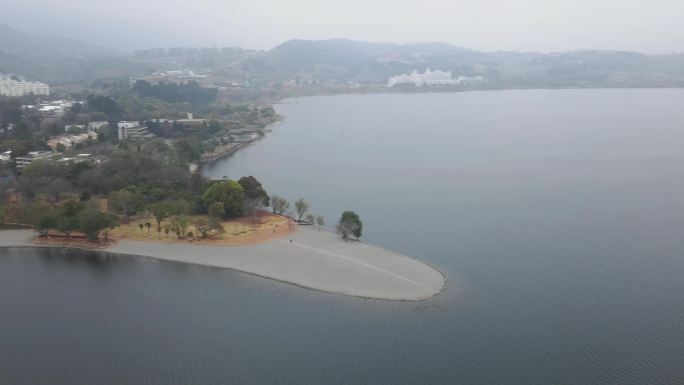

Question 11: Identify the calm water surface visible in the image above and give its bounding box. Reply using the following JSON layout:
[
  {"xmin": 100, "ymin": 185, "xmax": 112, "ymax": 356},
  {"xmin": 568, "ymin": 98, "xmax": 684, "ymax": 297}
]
[{"xmin": 4, "ymin": 89, "xmax": 684, "ymax": 384}]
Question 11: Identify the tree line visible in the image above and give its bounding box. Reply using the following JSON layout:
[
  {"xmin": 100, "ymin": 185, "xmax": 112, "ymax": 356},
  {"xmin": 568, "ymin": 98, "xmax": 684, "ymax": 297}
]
[{"xmin": 133, "ymin": 80, "xmax": 218, "ymax": 104}]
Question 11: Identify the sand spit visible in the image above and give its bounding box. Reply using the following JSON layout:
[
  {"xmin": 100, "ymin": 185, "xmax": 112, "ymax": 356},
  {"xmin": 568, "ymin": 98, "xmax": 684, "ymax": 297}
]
[{"xmin": 0, "ymin": 228, "xmax": 445, "ymax": 300}]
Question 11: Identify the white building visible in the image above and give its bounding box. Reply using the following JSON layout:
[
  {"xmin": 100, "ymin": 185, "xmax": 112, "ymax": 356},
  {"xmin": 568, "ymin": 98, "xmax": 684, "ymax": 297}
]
[
  {"xmin": 59, "ymin": 153, "xmax": 93, "ymax": 165},
  {"xmin": 0, "ymin": 151, "xmax": 12, "ymax": 163},
  {"xmin": 117, "ymin": 121, "xmax": 154, "ymax": 140},
  {"xmin": 175, "ymin": 112, "xmax": 207, "ymax": 126},
  {"xmin": 29, "ymin": 100, "xmax": 77, "ymax": 118},
  {"xmin": 87, "ymin": 121, "xmax": 109, "ymax": 131},
  {"xmin": 387, "ymin": 69, "xmax": 484, "ymax": 87},
  {"xmin": 15, "ymin": 151, "xmax": 53, "ymax": 170},
  {"xmin": 0, "ymin": 75, "xmax": 50, "ymax": 97}
]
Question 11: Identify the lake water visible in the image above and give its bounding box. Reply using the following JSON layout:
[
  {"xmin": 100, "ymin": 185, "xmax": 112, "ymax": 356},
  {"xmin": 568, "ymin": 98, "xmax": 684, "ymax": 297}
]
[{"xmin": 5, "ymin": 89, "xmax": 684, "ymax": 384}]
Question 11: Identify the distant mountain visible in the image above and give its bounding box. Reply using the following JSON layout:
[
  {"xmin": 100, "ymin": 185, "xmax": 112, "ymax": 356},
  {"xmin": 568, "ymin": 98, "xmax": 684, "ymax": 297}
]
[
  {"xmin": 259, "ymin": 39, "xmax": 480, "ymax": 80},
  {"xmin": 0, "ymin": 23, "xmax": 148, "ymax": 84},
  {"xmin": 271, "ymin": 39, "xmax": 475, "ymax": 62},
  {"xmin": 233, "ymin": 39, "xmax": 474, "ymax": 83},
  {"xmin": 3, "ymin": 29, "xmax": 684, "ymax": 89},
  {"xmin": 0, "ymin": 23, "xmax": 110, "ymax": 57},
  {"xmin": 236, "ymin": 38, "xmax": 684, "ymax": 88}
]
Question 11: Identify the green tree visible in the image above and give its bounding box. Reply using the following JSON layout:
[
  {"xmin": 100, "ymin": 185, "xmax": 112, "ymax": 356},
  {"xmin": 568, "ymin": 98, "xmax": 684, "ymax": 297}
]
[
  {"xmin": 170, "ymin": 215, "xmax": 189, "ymax": 239},
  {"xmin": 87, "ymin": 95, "xmax": 123, "ymax": 119},
  {"xmin": 108, "ymin": 189, "xmax": 144, "ymax": 223},
  {"xmin": 316, "ymin": 216, "xmax": 325, "ymax": 230},
  {"xmin": 22, "ymin": 203, "xmax": 52, "ymax": 226},
  {"xmin": 238, "ymin": 176, "xmax": 269, "ymax": 207},
  {"xmin": 259, "ymin": 106, "xmax": 276, "ymax": 118},
  {"xmin": 174, "ymin": 138, "xmax": 204, "ymax": 163},
  {"xmin": 60, "ymin": 199, "xmax": 85, "ymax": 218},
  {"xmin": 37, "ymin": 213, "xmax": 58, "ymax": 236},
  {"xmin": 294, "ymin": 198, "xmax": 309, "ymax": 221},
  {"xmin": 78, "ymin": 209, "xmax": 118, "ymax": 241},
  {"xmin": 202, "ymin": 180, "xmax": 245, "ymax": 218},
  {"xmin": 79, "ymin": 190, "xmax": 91, "ymax": 202},
  {"xmin": 208, "ymin": 201, "xmax": 224, "ymax": 218},
  {"xmin": 170, "ymin": 199, "xmax": 191, "ymax": 216},
  {"xmin": 336, "ymin": 211, "xmax": 363, "ymax": 241},
  {"xmin": 270, "ymin": 195, "xmax": 289, "ymax": 215},
  {"xmin": 47, "ymin": 178, "xmax": 72, "ymax": 203},
  {"xmin": 149, "ymin": 202, "xmax": 172, "ymax": 232},
  {"xmin": 57, "ymin": 216, "xmax": 79, "ymax": 239}
]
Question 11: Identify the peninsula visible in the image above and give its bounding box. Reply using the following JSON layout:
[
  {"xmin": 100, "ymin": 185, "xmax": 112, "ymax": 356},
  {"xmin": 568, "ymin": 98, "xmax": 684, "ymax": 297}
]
[{"xmin": 0, "ymin": 224, "xmax": 445, "ymax": 301}]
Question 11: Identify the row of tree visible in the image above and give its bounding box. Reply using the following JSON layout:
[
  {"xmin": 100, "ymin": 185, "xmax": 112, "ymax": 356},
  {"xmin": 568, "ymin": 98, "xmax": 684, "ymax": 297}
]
[
  {"xmin": 269, "ymin": 195, "xmax": 363, "ymax": 240},
  {"xmin": 133, "ymin": 80, "xmax": 218, "ymax": 104},
  {"xmin": 269, "ymin": 196, "xmax": 326, "ymax": 227},
  {"xmin": 35, "ymin": 200, "xmax": 118, "ymax": 241}
]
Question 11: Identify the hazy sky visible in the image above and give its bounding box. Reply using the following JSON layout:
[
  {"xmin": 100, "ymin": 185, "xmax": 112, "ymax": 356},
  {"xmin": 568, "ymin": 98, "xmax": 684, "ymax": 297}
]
[{"xmin": 5, "ymin": 0, "xmax": 684, "ymax": 53}]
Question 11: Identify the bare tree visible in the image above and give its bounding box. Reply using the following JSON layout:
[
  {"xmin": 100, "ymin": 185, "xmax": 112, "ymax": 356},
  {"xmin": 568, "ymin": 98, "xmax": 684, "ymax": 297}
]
[
  {"xmin": 271, "ymin": 195, "xmax": 290, "ymax": 215},
  {"xmin": 192, "ymin": 217, "xmax": 212, "ymax": 239},
  {"xmin": 294, "ymin": 198, "xmax": 309, "ymax": 221},
  {"xmin": 305, "ymin": 213, "xmax": 315, "ymax": 225}
]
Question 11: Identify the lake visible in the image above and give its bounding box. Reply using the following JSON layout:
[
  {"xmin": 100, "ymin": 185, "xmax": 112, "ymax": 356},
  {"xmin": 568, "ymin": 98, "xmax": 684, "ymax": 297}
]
[{"xmin": 4, "ymin": 89, "xmax": 684, "ymax": 384}]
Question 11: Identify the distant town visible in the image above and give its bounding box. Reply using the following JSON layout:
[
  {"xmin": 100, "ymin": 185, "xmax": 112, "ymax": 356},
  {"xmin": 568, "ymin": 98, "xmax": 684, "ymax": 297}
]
[{"xmin": 387, "ymin": 69, "xmax": 484, "ymax": 87}]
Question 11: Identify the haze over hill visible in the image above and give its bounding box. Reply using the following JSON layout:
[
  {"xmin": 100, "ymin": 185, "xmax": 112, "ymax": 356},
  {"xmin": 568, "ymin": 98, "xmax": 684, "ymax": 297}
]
[
  {"xmin": 6, "ymin": 0, "xmax": 684, "ymax": 53},
  {"xmin": 2, "ymin": 22, "xmax": 684, "ymax": 89},
  {"xmin": 240, "ymin": 39, "xmax": 684, "ymax": 87},
  {"xmin": 0, "ymin": 23, "xmax": 110, "ymax": 57}
]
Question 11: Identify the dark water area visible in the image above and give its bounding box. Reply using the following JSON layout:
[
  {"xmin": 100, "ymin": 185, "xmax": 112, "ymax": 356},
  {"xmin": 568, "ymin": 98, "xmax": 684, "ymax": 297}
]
[{"xmin": 4, "ymin": 89, "xmax": 684, "ymax": 384}]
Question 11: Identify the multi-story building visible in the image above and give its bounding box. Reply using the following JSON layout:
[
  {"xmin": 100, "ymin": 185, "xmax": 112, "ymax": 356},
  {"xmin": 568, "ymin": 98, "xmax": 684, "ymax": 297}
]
[
  {"xmin": 15, "ymin": 151, "xmax": 53, "ymax": 170},
  {"xmin": 117, "ymin": 121, "xmax": 154, "ymax": 140},
  {"xmin": 0, "ymin": 75, "xmax": 50, "ymax": 96},
  {"xmin": 387, "ymin": 69, "xmax": 484, "ymax": 87},
  {"xmin": 175, "ymin": 112, "xmax": 207, "ymax": 127},
  {"xmin": 87, "ymin": 121, "xmax": 109, "ymax": 131}
]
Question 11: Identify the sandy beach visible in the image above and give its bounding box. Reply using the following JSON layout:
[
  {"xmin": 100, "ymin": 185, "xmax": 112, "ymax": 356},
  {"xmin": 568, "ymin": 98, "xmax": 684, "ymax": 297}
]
[{"xmin": 0, "ymin": 227, "xmax": 445, "ymax": 300}]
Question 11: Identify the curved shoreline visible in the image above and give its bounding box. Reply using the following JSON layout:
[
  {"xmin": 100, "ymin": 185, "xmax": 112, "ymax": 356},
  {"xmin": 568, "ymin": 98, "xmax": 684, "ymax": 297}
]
[{"xmin": 0, "ymin": 228, "xmax": 446, "ymax": 301}]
